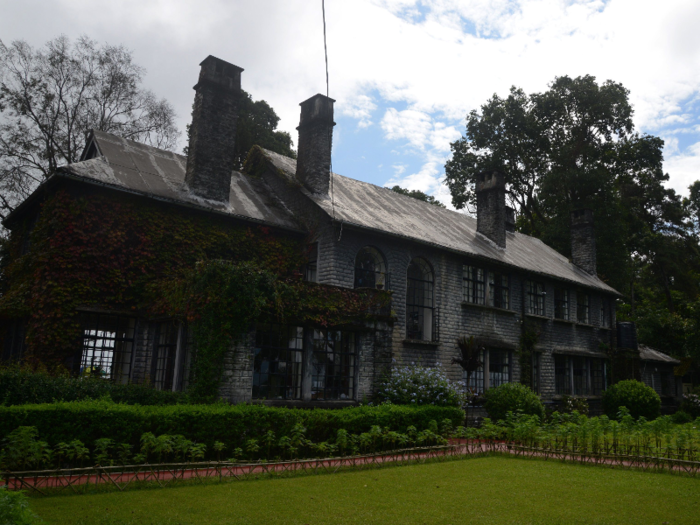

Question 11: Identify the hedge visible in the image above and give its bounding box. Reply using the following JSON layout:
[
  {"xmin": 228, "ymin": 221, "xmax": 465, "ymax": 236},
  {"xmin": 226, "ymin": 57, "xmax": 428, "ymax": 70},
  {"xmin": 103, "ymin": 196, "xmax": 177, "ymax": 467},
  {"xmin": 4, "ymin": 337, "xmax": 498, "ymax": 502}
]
[
  {"xmin": 0, "ymin": 367, "xmax": 186, "ymax": 406},
  {"xmin": 0, "ymin": 400, "xmax": 464, "ymax": 450}
]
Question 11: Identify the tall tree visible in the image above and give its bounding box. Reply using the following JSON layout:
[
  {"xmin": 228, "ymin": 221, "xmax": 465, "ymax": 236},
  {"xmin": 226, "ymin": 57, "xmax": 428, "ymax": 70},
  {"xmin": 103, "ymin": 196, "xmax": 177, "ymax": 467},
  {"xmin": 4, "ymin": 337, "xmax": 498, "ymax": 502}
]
[
  {"xmin": 0, "ymin": 35, "xmax": 179, "ymax": 219},
  {"xmin": 445, "ymin": 75, "xmax": 700, "ymax": 369}
]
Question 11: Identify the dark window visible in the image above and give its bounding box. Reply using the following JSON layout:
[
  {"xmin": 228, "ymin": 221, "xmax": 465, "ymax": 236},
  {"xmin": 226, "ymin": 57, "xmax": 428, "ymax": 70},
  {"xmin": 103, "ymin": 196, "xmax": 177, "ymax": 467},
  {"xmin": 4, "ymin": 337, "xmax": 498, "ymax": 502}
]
[
  {"xmin": 463, "ymin": 265, "xmax": 485, "ymax": 305},
  {"xmin": 489, "ymin": 349, "xmax": 511, "ymax": 388},
  {"xmin": 253, "ymin": 325, "xmax": 304, "ymax": 400},
  {"xmin": 79, "ymin": 313, "xmax": 135, "ymax": 383},
  {"xmin": 489, "ymin": 273, "xmax": 510, "ymax": 309},
  {"xmin": 572, "ymin": 357, "xmax": 589, "ymax": 396},
  {"xmin": 600, "ymin": 298, "xmax": 610, "ymax": 328},
  {"xmin": 526, "ymin": 281, "xmax": 546, "ymax": 316},
  {"xmin": 2, "ymin": 319, "xmax": 26, "ymax": 362},
  {"xmin": 406, "ymin": 259, "xmax": 435, "ymax": 341},
  {"xmin": 577, "ymin": 292, "xmax": 589, "ymax": 324},
  {"xmin": 554, "ymin": 289, "xmax": 569, "ymax": 320},
  {"xmin": 311, "ymin": 330, "xmax": 356, "ymax": 400},
  {"xmin": 354, "ymin": 246, "xmax": 388, "ymax": 290},
  {"xmin": 464, "ymin": 349, "xmax": 485, "ymax": 395},
  {"xmin": 532, "ymin": 353, "xmax": 540, "ymax": 394},
  {"xmin": 304, "ymin": 243, "xmax": 318, "ymax": 283},
  {"xmin": 556, "ymin": 355, "xmax": 607, "ymax": 396},
  {"xmin": 555, "ymin": 355, "xmax": 571, "ymax": 395},
  {"xmin": 591, "ymin": 358, "xmax": 606, "ymax": 395},
  {"xmin": 151, "ymin": 321, "xmax": 179, "ymax": 391}
]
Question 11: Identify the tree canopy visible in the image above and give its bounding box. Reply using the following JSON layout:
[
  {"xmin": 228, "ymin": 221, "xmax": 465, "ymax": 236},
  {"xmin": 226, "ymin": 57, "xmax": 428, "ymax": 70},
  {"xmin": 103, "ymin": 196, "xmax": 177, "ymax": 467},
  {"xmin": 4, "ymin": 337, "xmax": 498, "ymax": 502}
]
[
  {"xmin": 445, "ymin": 75, "xmax": 700, "ymax": 373},
  {"xmin": 0, "ymin": 35, "xmax": 179, "ymax": 219},
  {"xmin": 390, "ymin": 185, "xmax": 445, "ymax": 208}
]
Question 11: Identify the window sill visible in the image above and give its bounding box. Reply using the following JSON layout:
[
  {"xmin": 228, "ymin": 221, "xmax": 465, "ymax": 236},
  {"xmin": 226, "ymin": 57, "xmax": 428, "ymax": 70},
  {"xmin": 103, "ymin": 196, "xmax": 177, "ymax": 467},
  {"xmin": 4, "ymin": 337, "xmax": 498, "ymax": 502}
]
[
  {"xmin": 598, "ymin": 326, "xmax": 612, "ymax": 331},
  {"xmin": 576, "ymin": 322, "xmax": 596, "ymax": 328},
  {"xmin": 525, "ymin": 313, "xmax": 550, "ymax": 321},
  {"xmin": 402, "ymin": 339, "xmax": 441, "ymax": 347},
  {"xmin": 553, "ymin": 318, "xmax": 576, "ymax": 325},
  {"xmin": 461, "ymin": 302, "xmax": 516, "ymax": 315}
]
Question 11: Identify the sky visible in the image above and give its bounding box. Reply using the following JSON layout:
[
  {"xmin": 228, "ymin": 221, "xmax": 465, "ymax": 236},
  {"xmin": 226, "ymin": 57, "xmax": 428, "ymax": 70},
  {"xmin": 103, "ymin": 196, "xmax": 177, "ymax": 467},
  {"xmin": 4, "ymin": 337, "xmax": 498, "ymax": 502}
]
[{"xmin": 1, "ymin": 0, "xmax": 699, "ymax": 208}]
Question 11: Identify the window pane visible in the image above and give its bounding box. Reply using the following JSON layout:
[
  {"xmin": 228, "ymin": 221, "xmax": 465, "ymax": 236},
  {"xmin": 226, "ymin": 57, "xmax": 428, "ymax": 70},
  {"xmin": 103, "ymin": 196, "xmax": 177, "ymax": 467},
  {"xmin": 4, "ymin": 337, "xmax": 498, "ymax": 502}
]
[
  {"xmin": 572, "ymin": 357, "xmax": 588, "ymax": 396},
  {"xmin": 577, "ymin": 293, "xmax": 589, "ymax": 324},
  {"xmin": 253, "ymin": 325, "xmax": 303, "ymax": 400},
  {"xmin": 152, "ymin": 321, "xmax": 179, "ymax": 391},
  {"xmin": 489, "ymin": 349, "xmax": 510, "ymax": 388},
  {"xmin": 464, "ymin": 349, "xmax": 484, "ymax": 395},
  {"xmin": 311, "ymin": 330, "xmax": 356, "ymax": 400},
  {"xmin": 463, "ymin": 265, "xmax": 485, "ymax": 305},
  {"xmin": 555, "ymin": 289, "xmax": 569, "ymax": 320},
  {"xmin": 80, "ymin": 313, "xmax": 135, "ymax": 383},
  {"xmin": 555, "ymin": 355, "xmax": 571, "ymax": 395},
  {"xmin": 407, "ymin": 259, "xmax": 434, "ymax": 341}
]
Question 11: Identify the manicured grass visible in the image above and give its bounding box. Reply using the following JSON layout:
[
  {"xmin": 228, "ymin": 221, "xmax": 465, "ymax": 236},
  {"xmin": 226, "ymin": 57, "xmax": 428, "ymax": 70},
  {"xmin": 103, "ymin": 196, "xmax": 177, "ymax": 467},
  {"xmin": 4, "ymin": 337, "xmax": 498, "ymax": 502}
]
[{"xmin": 31, "ymin": 456, "xmax": 700, "ymax": 524}]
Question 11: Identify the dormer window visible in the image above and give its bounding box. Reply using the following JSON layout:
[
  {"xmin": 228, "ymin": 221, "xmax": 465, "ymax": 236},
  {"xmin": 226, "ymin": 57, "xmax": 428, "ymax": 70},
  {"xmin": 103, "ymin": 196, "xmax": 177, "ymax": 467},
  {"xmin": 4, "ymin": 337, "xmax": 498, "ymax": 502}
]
[
  {"xmin": 354, "ymin": 246, "xmax": 388, "ymax": 290},
  {"xmin": 304, "ymin": 243, "xmax": 318, "ymax": 283},
  {"xmin": 600, "ymin": 297, "xmax": 611, "ymax": 328},
  {"xmin": 463, "ymin": 265, "xmax": 485, "ymax": 305}
]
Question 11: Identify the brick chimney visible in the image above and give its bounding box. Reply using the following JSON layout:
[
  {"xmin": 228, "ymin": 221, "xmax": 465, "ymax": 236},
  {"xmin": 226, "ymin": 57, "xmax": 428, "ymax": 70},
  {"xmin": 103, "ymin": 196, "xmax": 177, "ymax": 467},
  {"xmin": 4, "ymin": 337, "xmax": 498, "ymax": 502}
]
[
  {"xmin": 505, "ymin": 206, "xmax": 516, "ymax": 233},
  {"xmin": 571, "ymin": 209, "xmax": 596, "ymax": 275},
  {"xmin": 185, "ymin": 56, "xmax": 243, "ymax": 201},
  {"xmin": 296, "ymin": 94, "xmax": 335, "ymax": 195},
  {"xmin": 475, "ymin": 171, "xmax": 506, "ymax": 248}
]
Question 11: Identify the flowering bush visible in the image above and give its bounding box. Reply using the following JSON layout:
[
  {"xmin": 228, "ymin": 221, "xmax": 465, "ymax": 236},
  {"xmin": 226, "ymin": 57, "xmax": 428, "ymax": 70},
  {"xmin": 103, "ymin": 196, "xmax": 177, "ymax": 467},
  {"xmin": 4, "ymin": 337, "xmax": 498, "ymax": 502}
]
[
  {"xmin": 374, "ymin": 364, "xmax": 468, "ymax": 407},
  {"xmin": 681, "ymin": 393, "xmax": 700, "ymax": 419}
]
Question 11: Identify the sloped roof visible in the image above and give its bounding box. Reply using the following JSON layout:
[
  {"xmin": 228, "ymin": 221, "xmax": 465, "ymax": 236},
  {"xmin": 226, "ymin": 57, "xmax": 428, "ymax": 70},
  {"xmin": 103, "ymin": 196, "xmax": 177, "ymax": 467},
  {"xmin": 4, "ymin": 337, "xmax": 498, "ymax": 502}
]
[
  {"xmin": 55, "ymin": 131, "xmax": 302, "ymax": 232},
  {"xmin": 262, "ymin": 149, "xmax": 619, "ymax": 294},
  {"xmin": 639, "ymin": 345, "xmax": 681, "ymax": 364}
]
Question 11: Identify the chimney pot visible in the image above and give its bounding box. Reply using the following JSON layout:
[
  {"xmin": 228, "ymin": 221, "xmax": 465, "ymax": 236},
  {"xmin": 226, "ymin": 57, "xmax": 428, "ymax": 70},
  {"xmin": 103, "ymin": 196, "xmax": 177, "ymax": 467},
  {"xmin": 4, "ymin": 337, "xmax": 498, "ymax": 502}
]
[
  {"xmin": 185, "ymin": 55, "xmax": 243, "ymax": 201},
  {"xmin": 296, "ymin": 94, "xmax": 335, "ymax": 195},
  {"xmin": 571, "ymin": 208, "xmax": 596, "ymax": 275},
  {"xmin": 475, "ymin": 171, "xmax": 507, "ymax": 248}
]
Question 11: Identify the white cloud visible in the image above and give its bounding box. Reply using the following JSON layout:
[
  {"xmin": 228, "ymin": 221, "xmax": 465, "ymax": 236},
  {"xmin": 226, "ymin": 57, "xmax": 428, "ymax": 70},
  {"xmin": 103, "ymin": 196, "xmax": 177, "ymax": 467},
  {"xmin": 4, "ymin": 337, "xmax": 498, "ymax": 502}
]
[
  {"xmin": 664, "ymin": 142, "xmax": 700, "ymax": 195},
  {"xmin": 3, "ymin": 0, "xmax": 700, "ymax": 195}
]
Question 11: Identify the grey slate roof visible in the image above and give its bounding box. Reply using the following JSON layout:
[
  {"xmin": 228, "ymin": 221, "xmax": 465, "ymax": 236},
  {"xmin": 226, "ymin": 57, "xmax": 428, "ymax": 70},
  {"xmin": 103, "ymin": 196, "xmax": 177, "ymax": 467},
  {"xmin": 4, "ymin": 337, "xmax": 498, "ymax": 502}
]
[
  {"xmin": 262, "ymin": 149, "xmax": 619, "ymax": 295},
  {"xmin": 27, "ymin": 131, "xmax": 619, "ymax": 295},
  {"xmin": 638, "ymin": 345, "xmax": 681, "ymax": 364},
  {"xmin": 58, "ymin": 131, "xmax": 302, "ymax": 232}
]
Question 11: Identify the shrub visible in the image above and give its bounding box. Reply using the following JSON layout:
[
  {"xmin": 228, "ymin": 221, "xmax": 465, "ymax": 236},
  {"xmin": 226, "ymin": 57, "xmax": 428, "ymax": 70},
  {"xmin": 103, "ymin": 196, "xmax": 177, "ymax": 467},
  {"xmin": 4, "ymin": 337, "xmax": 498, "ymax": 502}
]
[
  {"xmin": 0, "ymin": 366, "xmax": 186, "ymax": 406},
  {"xmin": 483, "ymin": 383, "xmax": 545, "ymax": 422},
  {"xmin": 602, "ymin": 380, "xmax": 661, "ymax": 420},
  {"xmin": 0, "ymin": 400, "xmax": 464, "ymax": 454},
  {"xmin": 671, "ymin": 410, "xmax": 693, "ymax": 424},
  {"xmin": 374, "ymin": 364, "xmax": 467, "ymax": 407},
  {"xmin": 680, "ymin": 393, "xmax": 700, "ymax": 419},
  {"xmin": 559, "ymin": 395, "xmax": 589, "ymax": 416},
  {"xmin": 0, "ymin": 487, "xmax": 41, "ymax": 525}
]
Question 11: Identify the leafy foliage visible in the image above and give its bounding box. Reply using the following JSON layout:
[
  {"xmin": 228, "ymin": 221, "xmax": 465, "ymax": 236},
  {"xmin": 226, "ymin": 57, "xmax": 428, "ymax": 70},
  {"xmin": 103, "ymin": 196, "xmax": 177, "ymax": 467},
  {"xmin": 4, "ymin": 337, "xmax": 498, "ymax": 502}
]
[
  {"xmin": 0, "ymin": 365, "xmax": 186, "ymax": 406},
  {"xmin": 0, "ymin": 401, "xmax": 463, "ymax": 462},
  {"xmin": 390, "ymin": 186, "xmax": 445, "ymax": 208},
  {"xmin": 445, "ymin": 74, "xmax": 700, "ymax": 376},
  {"xmin": 482, "ymin": 382, "xmax": 545, "ymax": 422},
  {"xmin": 602, "ymin": 379, "xmax": 661, "ymax": 420},
  {"xmin": 374, "ymin": 364, "xmax": 468, "ymax": 407},
  {"xmin": 0, "ymin": 35, "xmax": 178, "ymax": 219},
  {"xmin": 0, "ymin": 487, "xmax": 41, "ymax": 525}
]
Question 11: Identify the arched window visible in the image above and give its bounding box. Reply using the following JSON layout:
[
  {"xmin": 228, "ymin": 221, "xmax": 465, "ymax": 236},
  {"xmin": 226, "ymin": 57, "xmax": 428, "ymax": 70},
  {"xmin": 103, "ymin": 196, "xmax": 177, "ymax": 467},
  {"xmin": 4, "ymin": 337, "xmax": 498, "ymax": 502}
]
[
  {"xmin": 354, "ymin": 246, "xmax": 388, "ymax": 289},
  {"xmin": 406, "ymin": 258, "xmax": 435, "ymax": 341}
]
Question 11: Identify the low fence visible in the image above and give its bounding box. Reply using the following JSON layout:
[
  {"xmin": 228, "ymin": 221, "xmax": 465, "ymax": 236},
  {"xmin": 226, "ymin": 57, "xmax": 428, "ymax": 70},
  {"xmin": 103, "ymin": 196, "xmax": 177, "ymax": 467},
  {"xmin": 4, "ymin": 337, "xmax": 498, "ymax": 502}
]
[{"xmin": 3, "ymin": 440, "xmax": 699, "ymax": 496}]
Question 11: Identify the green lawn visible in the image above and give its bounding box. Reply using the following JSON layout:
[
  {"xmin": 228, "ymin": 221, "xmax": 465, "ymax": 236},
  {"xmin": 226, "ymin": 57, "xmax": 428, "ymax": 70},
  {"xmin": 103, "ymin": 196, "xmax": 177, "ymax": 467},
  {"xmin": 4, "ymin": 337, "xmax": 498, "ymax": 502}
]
[{"xmin": 31, "ymin": 456, "xmax": 700, "ymax": 524}]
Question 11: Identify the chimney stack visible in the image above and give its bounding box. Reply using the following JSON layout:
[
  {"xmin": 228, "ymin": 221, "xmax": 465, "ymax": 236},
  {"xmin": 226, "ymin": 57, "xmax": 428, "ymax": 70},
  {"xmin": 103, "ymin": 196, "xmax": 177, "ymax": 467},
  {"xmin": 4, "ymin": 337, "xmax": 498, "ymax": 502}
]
[
  {"xmin": 505, "ymin": 206, "xmax": 516, "ymax": 233},
  {"xmin": 296, "ymin": 94, "xmax": 335, "ymax": 195},
  {"xmin": 185, "ymin": 56, "xmax": 243, "ymax": 201},
  {"xmin": 475, "ymin": 171, "xmax": 507, "ymax": 248},
  {"xmin": 571, "ymin": 209, "xmax": 596, "ymax": 275}
]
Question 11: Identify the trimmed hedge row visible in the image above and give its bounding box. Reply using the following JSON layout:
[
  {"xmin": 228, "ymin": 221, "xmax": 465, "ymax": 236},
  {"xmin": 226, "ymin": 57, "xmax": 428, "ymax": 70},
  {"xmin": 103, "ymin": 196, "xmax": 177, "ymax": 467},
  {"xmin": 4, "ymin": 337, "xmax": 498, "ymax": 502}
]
[
  {"xmin": 0, "ymin": 401, "xmax": 464, "ymax": 450},
  {"xmin": 0, "ymin": 367, "xmax": 186, "ymax": 406}
]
